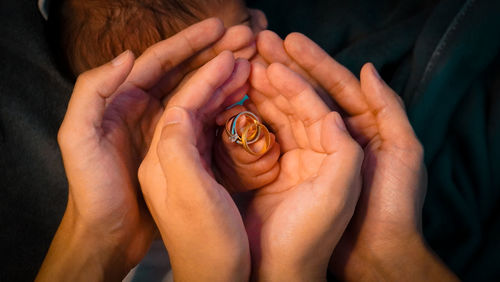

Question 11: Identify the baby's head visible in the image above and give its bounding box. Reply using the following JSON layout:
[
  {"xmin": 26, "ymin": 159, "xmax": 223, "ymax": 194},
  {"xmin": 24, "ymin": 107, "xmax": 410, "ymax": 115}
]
[{"xmin": 52, "ymin": 0, "xmax": 266, "ymax": 76}]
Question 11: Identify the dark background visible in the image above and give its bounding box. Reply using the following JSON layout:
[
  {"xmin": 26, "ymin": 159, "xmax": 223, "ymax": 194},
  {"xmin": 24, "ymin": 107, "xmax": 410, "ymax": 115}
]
[{"xmin": 1, "ymin": 0, "xmax": 500, "ymax": 280}]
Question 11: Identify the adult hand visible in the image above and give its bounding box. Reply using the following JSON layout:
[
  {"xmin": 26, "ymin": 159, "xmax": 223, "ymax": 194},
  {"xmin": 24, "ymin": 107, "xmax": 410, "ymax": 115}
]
[
  {"xmin": 245, "ymin": 62, "xmax": 364, "ymax": 281},
  {"xmin": 256, "ymin": 31, "xmax": 458, "ymax": 281},
  {"xmin": 138, "ymin": 51, "xmax": 251, "ymax": 281},
  {"xmin": 36, "ymin": 18, "xmax": 256, "ymax": 281}
]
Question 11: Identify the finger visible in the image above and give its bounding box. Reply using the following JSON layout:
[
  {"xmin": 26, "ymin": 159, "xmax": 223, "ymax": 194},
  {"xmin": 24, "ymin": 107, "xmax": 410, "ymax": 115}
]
[
  {"xmin": 283, "ymin": 33, "xmax": 369, "ymax": 116},
  {"xmin": 148, "ymin": 25, "xmax": 255, "ymax": 99},
  {"xmin": 233, "ymin": 42, "xmax": 257, "ymax": 60},
  {"xmin": 157, "ymin": 107, "xmax": 213, "ymax": 199},
  {"xmin": 250, "ymin": 62, "xmax": 297, "ymax": 132},
  {"xmin": 257, "ymin": 31, "xmax": 317, "ymax": 88},
  {"xmin": 218, "ymin": 155, "xmax": 280, "ymax": 191},
  {"xmin": 250, "ymin": 62, "xmax": 280, "ymax": 98},
  {"xmin": 138, "ymin": 143, "xmax": 167, "ymax": 221},
  {"xmin": 216, "ymin": 105, "xmax": 247, "ymax": 126},
  {"xmin": 145, "ymin": 51, "xmax": 238, "ymax": 170},
  {"xmin": 256, "ymin": 30, "xmax": 290, "ymax": 65},
  {"xmin": 215, "ymin": 138, "xmax": 280, "ymax": 191},
  {"xmin": 63, "ymin": 50, "xmax": 134, "ymax": 131},
  {"xmin": 247, "ymin": 88, "xmax": 299, "ymax": 151},
  {"xmin": 320, "ymin": 112, "xmax": 356, "ymax": 155},
  {"xmin": 221, "ymin": 84, "xmax": 249, "ymax": 110},
  {"xmin": 202, "ymin": 58, "xmax": 250, "ymax": 116},
  {"xmin": 266, "ymin": 63, "xmax": 330, "ymax": 128},
  {"xmin": 221, "ymin": 125, "xmax": 277, "ymax": 165},
  {"xmin": 194, "ymin": 25, "xmax": 255, "ymax": 63},
  {"xmin": 316, "ymin": 112, "xmax": 363, "ymax": 203},
  {"xmin": 250, "ymin": 53, "xmax": 269, "ymax": 67},
  {"xmin": 126, "ymin": 18, "xmax": 225, "ymax": 93},
  {"xmin": 360, "ymin": 63, "xmax": 419, "ymax": 147},
  {"xmin": 167, "ymin": 51, "xmax": 236, "ymax": 111}
]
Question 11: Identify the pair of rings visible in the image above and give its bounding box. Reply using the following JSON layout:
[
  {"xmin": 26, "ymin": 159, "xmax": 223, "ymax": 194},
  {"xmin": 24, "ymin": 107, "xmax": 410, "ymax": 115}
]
[{"xmin": 225, "ymin": 111, "xmax": 271, "ymax": 156}]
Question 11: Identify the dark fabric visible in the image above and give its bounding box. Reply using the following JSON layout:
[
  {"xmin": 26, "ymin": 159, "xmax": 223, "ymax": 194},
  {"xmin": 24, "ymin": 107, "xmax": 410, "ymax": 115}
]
[
  {"xmin": 1, "ymin": 0, "xmax": 499, "ymax": 281},
  {"xmin": 249, "ymin": 0, "xmax": 500, "ymax": 280},
  {"xmin": 0, "ymin": 1, "xmax": 71, "ymax": 281}
]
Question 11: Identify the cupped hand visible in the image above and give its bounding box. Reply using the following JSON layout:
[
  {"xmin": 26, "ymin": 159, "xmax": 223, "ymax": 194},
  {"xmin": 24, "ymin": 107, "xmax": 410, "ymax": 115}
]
[
  {"xmin": 138, "ymin": 51, "xmax": 251, "ymax": 281},
  {"xmin": 37, "ymin": 18, "xmax": 256, "ymax": 281},
  {"xmin": 245, "ymin": 62, "xmax": 363, "ymax": 281},
  {"xmin": 256, "ymin": 31, "xmax": 456, "ymax": 280}
]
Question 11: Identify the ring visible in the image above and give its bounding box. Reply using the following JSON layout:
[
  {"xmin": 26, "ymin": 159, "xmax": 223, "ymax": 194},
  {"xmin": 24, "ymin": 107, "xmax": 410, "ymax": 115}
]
[
  {"xmin": 225, "ymin": 111, "xmax": 271, "ymax": 155},
  {"xmin": 242, "ymin": 123, "xmax": 271, "ymax": 155},
  {"xmin": 225, "ymin": 111, "xmax": 261, "ymax": 145}
]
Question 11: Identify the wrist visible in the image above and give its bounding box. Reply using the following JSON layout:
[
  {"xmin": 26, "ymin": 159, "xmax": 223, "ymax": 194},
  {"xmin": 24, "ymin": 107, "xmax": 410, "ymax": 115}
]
[
  {"xmin": 333, "ymin": 232, "xmax": 458, "ymax": 282},
  {"xmin": 36, "ymin": 201, "xmax": 132, "ymax": 282},
  {"xmin": 253, "ymin": 256, "xmax": 328, "ymax": 282},
  {"xmin": 169, "ymin": 245, "xmax": 251, "ymax": 282}
]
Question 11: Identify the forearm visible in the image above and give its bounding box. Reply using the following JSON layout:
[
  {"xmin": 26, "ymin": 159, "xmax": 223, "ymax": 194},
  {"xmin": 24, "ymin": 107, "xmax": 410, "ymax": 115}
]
[
  {"xmin": 372, "ymin": 237, "xmax": 458, "ymax": 282},
  {"xmin": 336, "ymin": 234, "xmax": 459, "ymax": 282},
  {"xmin": 36, "ymin": 202, "xmax": 129, "ymax": 282}
]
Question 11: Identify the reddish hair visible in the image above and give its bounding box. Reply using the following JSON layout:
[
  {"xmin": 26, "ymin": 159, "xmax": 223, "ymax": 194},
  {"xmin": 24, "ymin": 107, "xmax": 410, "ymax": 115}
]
[{"xmin": 52, "ymin": 0, "xmax": 222, "ymax": 75}]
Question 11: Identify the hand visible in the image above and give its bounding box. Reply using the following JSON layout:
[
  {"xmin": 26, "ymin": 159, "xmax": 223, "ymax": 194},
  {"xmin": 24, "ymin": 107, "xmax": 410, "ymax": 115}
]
[
  {"xmin": 138, "ymin": 51, "xmax": 251, "ymax": 281},
  {"xmin": 213, "ymin": 104, "xmax": 281, "ymax": 192},
  {"xmin": 36, "ymin": 18, "xmax": 255, "ymax": 281},
  {"xmin": 245, "ymin": 62, "xmax": 363, "ymax": 281},
  {"xmin": 256, "ymin": 31, "xmax": 457, "ymax": 280}
]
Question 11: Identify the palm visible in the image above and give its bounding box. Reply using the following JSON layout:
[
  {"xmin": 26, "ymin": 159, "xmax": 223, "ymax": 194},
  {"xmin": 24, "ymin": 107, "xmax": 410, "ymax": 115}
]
[
  {"xmin": 256, "ymin": 31, "xmax": 424, "ymax": 241},
  {"xmin": 254, "ymin": 31, "xmax": 429, "ymax": 278},
  {"xmin": 245, "ymin": 148, "xmax": 338, "ymax": 261},
  {"xmin": 63, "ymin": 85, "xmax": 163, "ymax": 268},
  {"xmin": 246, "ymin": 62, "xmax": 363, "ymax": 275}
]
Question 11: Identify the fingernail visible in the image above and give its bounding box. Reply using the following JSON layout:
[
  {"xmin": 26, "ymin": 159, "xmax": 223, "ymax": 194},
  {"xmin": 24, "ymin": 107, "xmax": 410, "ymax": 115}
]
[
  {"xmin": 164, "ymin": 107, "xmax": 184, "ymax": 125},
  {"xmin": 111, "ymin": 50, "xmax": 130, "ymax": 66}
]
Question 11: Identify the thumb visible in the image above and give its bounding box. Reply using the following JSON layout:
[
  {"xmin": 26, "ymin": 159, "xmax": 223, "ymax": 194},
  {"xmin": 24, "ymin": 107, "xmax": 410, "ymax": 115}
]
[
  {"xmin": 156, "ymin": 107, "xmax": 213, "ymax": 201},
  {"xmin": 63, "ymin": 50, "xmax": 134, "ymax": 130},
  {"xmin": 360, "ymin": 63, "xmax": 418, "ymax": 147}
]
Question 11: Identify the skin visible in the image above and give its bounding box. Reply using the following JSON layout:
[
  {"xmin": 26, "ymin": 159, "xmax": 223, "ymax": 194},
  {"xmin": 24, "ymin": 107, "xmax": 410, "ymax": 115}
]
[
  {"xmin": 140, "ymin": 55, "xmax": 365, "ymax": 282},
  {"xmin": 254, "ymin": 30, "xmax": 459, "ymax": 281},
  {"xmin": 139, "ymin": 51, "xmax": 252, "ymax": 282},
  {"xmin": 36, "ymin": 18, "xmax": 257, "ymax": 282},
  {"xmin": 214, "ymin": 104, "xmax": 281, "ymax": 192},
  {"xmin": 243, "ymin": 62, "xmax": 364, "ymax": 281}
]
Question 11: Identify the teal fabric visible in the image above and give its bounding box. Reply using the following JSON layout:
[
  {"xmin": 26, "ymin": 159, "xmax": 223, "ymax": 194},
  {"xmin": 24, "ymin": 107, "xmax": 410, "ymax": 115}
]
[
  {"xmin": 407, "ymin": 2, "xmax": 500, "ymax": 279},
  {"xmin": 250, "ymin": 0, "xmax": 500, "ymax": 279}
]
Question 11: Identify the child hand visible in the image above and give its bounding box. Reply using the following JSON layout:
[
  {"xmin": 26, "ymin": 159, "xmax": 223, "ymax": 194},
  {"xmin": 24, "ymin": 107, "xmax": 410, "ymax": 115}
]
[
  {"xmin": 245, "ymin": 62, "xmax": 364, "ymax": 281},
  {"xmin": 214, "ymin": 104, "xmax": 280, "ymax": 192}
]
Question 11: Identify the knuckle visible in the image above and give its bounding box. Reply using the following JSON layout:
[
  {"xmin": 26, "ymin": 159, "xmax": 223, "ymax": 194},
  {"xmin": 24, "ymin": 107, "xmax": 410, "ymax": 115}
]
[
  {"xmin": 144, "ymin": 47, "xmax": 175, "ymax": 73},
  {"xmin": 56, "ymin": 127, "xmax": 66, "ymax": 147},
  {"xmin": 75, "ymin": 71, "xmax": 91, "ymax": 87},
  {"xmin": 56, "ymin": 122, "xmax": 71, "ymax": 149}
]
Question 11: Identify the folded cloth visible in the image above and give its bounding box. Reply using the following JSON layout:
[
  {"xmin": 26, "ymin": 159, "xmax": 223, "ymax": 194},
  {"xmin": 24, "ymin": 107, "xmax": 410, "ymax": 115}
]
[{"xmin": 251, "ymin": 0, "xmax": 500, "ymax": 279}]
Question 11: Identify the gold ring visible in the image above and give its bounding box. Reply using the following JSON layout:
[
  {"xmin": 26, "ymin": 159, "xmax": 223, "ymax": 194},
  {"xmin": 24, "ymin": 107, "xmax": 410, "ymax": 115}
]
[
  {"xmin": 241, "ymin": 123, "xmax": 271, "ymax": 155},
  {"xmin": 225, "ymin": 111, "xmax": 260, "ymax": 145}
]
